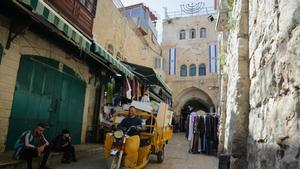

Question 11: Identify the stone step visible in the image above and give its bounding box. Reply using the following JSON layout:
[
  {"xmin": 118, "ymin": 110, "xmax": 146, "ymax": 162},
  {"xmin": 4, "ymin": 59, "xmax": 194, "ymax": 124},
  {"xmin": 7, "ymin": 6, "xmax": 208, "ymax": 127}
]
[{"xmin": 0, "ymin": 144, "xmax": 103, "ymax": 169}]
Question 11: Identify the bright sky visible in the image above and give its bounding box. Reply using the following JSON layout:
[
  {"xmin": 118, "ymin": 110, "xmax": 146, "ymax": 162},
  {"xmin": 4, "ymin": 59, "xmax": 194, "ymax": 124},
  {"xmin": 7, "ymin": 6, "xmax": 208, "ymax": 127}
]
[{"xmin": 121, "ymin": 0, "xmax": 214, "ymax": 42}]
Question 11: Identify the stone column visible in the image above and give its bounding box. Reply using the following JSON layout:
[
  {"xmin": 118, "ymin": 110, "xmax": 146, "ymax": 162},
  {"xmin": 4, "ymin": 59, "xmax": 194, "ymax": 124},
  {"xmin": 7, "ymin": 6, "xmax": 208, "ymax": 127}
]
[
  {"xmin": 218, "ymin": 73, "xmax": 228, "ymax": 154},
  {"xmin": 228, "ymin": 0, "xmax": 250, "ymax": 168}
]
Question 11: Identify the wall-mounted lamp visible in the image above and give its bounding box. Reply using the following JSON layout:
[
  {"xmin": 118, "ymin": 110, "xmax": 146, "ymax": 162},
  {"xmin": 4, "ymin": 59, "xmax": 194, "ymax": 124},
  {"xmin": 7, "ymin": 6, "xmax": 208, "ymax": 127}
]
[{"xmin": 208, "ymin": 15, "xmax": 215, "ymax": 22}]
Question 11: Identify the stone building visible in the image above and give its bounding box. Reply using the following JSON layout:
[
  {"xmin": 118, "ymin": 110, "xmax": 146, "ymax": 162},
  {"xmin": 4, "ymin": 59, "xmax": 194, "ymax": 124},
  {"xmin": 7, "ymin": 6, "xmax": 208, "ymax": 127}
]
[
  {"xmin": 161, "ymin": 7, "xmax": 219, "ymax": 126},
  {"xmin": 216, "ymin": 0, "xmax": 300, "ymax": 168},
  {"xmin": 0, "ymin": 0, "xmax": 169, "ymax": 152},
  {"xmin": 93, "ymin": 1, "xmax": 165, "ymax": 77}
]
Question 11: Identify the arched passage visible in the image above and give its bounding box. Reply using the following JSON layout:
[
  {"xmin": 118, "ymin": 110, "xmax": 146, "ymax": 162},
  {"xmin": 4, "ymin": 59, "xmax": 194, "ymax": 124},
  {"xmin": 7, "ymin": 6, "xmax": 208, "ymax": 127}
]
[{"xmin": 173, "ymin": 87, "xmax": 215, "ymax": 132}]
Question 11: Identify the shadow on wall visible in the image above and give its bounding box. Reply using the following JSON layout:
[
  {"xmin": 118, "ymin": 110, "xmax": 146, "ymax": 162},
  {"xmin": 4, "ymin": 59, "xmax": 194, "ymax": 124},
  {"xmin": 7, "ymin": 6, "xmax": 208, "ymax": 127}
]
[
  {"xmin": 219, "ymin": 110, "xmax": 300, "ymax": 169},
  {"xmin": 220, "ymin": 135, "xmax": 300, "ymax": 169},
  {"xmin": 246, "ymin": 135, "xmax": 300, "ymax": 169}
]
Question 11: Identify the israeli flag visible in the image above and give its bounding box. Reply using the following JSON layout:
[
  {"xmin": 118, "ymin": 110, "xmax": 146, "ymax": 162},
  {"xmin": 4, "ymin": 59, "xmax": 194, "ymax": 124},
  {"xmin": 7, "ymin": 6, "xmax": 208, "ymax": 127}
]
[
  {"xmin": 209, "ymin": 44, "xmax": 217, "ymax": 73},
  {"xmin": 169, "ymin": 48, "xmax": 176, "ymax": 75}
]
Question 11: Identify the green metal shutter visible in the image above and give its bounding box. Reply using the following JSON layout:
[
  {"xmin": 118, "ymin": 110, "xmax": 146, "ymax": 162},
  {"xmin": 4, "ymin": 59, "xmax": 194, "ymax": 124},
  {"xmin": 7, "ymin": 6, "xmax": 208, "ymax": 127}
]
[{"xmin": 6, "ymin": 55, "xmax": 86, "ymax": 149}]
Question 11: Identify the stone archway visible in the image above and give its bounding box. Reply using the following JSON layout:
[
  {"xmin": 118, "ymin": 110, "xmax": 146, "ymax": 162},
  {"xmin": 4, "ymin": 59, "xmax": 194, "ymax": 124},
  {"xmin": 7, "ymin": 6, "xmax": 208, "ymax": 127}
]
[{"xmin": 173, "ymin": 87, "xmax": 215, "ymax": 131}]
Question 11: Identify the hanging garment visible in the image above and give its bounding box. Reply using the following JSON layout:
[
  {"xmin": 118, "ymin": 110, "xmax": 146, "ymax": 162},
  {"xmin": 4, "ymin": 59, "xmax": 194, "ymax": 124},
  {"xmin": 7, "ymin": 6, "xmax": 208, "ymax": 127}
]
[
  {"xmin": 126, "ymin": 78, "xmax": 132, "ymax": 100},
  {"xmin": 197, "ymin": 115, "xmax": 205, "ymax": 152},
  {"xmin": 137, "ymin": 82, "xmax": 141, "ymax": 99},
  {"xmin": 131, "ymin": 79, "xmax": 136, "ymax": 100},
  {"xmin": 185, "ymin": 116, "xmax": 189, "ymax": 138},
  {"xmin": 188, "ymin": 112, "xmax": 197, "ymax": 141},
  {"xmin": 192, "ymin": 116, "xmax": 200, "ymax": 153},
  {"xmin": 188, "ymin": 112, "xmax": 197, "ymax": 152}
]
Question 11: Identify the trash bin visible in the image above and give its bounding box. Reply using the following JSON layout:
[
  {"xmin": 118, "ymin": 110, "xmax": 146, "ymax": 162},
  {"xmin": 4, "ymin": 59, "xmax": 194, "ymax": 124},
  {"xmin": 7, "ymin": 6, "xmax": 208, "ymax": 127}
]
[{"xmin": 218, "ymin": 154, "xmax": 230, "ymax": 169}]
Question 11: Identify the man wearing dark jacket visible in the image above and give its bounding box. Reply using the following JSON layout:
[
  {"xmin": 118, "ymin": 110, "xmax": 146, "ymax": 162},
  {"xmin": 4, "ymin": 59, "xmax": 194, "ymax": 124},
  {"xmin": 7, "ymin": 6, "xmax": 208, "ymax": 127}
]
[
  {"xmin": 50, "ymin": 129, "xmax": 77, "ymax": 163},
  {"xmin": 118, "ymin": 106, "xmax": 143, "ymax": 136}
]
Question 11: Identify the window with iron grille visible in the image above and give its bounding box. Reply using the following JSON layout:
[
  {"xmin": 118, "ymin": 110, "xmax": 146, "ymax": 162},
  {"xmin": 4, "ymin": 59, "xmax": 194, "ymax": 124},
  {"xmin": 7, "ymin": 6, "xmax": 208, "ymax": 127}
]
[
  {"xmin": 79, "ymin": 0, "xmax": 97, "ymax": 15},
  {"xmin": 179, "ymin": 30, "xmax": 186, "ymax": 40}
]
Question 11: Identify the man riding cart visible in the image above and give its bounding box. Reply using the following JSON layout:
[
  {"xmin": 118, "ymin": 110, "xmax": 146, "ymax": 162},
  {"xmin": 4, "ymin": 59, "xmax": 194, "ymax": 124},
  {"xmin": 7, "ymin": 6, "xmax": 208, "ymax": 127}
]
[{"xmin": 104, "ymin": 102, "xmax": 173, "ymax": 169}]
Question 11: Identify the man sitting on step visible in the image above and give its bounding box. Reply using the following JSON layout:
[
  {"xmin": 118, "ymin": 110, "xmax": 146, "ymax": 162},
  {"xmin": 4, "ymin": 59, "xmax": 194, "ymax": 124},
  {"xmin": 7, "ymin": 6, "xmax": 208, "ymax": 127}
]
[
  {"xmin": 50, "ymin": 129, "xmax": 77, "ymax": 163},
  {"xmin": 14, "ymin": 123, "xmax": 51, "ymax": 169}
]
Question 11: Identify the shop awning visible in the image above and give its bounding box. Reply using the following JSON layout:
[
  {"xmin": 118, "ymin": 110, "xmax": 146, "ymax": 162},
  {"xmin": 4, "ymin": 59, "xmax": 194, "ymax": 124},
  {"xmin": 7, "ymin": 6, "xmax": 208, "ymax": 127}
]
[
  {"xmin": 15, "ymin": 0, "xmax": 91, "ymax": 51},
  {"xmin": 149, "ymin": 92, "xmax": 163, "ymax": 103},
  {"xmin": 122, "ymin": 62, "xmax": 172, "ymax": 95},
  {"xmin": 14, "ymin": 0, "xmax": 134, "ymax": 79},
  {"xmin": 92, "ymin": 44, "xmax": 135, "ymax": 79}
]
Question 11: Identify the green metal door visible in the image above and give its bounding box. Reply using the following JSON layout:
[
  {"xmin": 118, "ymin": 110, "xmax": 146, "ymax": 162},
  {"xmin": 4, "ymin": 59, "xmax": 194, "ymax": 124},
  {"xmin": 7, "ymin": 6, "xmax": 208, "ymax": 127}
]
[{"xmin": 6, "ymin": 55, "xmax": 86, "ymax": 149}]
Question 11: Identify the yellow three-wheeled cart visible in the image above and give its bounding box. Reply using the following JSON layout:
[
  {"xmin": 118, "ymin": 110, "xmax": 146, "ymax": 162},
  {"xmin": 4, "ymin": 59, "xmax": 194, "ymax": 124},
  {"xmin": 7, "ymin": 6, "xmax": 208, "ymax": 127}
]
[{"xmin": 104, "ymin": 110, "xmax": 173, "ymax": 169}]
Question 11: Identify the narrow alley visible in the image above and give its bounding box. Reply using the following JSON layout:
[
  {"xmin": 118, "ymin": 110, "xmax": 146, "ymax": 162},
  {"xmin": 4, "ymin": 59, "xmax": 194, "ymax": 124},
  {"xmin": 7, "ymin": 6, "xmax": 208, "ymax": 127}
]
[{"xmin": 0, "ymin": 0, "xmax": 299, "ymax": 169}]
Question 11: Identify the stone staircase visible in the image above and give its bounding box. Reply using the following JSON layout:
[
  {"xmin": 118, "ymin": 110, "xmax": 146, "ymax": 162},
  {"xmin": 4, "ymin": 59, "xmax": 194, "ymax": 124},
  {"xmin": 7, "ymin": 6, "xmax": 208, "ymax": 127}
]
[{"xmin": 0, "ymin": 144, "xmax": 103, "ymax": 169}]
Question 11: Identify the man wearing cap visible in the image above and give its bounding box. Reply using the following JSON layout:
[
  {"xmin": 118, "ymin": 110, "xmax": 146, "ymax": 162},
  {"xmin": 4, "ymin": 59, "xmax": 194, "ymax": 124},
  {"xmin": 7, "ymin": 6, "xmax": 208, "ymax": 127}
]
[{"xmin": 14, "ymin": 123, "xmax": 51, "ymax": 169}]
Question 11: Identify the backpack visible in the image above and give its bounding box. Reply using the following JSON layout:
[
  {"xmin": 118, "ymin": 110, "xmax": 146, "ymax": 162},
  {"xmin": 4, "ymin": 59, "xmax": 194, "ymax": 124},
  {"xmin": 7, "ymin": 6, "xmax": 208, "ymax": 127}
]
[{"xmin": 14, "ymin": 131, "xmax": 32, "ymax": 159}]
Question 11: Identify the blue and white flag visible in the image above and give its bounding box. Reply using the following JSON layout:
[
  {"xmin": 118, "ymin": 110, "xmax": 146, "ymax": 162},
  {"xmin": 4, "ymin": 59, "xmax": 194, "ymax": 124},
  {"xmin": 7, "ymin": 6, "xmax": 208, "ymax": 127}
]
[
  {"xmin": 209, "ymin": 44, "xmax": 217, "ymax": 73},
  {"xmin": 169, "ymin": 48, "xmax": 176, "ymax": 75}
]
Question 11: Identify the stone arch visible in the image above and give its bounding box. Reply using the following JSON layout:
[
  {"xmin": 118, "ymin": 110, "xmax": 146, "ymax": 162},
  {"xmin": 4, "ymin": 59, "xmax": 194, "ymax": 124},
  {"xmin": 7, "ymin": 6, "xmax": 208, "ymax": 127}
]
[
  {"xmin": 173, "ymin": 87, "xmax": 215, "ymax": 131},
  {"xmin": 173, "ymin": 87, "xmax": 215, "ymax": 116}
]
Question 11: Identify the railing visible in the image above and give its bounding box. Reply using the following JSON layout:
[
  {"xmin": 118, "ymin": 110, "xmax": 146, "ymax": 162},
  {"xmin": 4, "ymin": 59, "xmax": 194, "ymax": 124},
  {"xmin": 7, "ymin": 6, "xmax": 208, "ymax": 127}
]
[{"xmin": 165, "ymin": 7, "xmax": 216, "ymax": 19}]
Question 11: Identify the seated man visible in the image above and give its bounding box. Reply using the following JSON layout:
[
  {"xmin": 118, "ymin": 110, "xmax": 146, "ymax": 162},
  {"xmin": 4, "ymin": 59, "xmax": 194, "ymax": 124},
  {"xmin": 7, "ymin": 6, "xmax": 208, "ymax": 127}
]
[
  {"xmin": 50, "ymin": 129, "xmax": 77, "ymax": 163},
  {"xmin": 118, "ymin": 106, "xmax": 142, "ymax": 136},
  {"xmin": 14, "ymin": 123, "xmax": 51, "ymax": 169}
]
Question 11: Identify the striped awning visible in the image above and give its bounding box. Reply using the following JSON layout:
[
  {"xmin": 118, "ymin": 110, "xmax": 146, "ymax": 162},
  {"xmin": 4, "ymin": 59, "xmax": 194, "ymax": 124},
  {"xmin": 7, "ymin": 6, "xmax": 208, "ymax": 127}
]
[
  {"xmin": 122, "ymin": 62, "xmax": 172, "ymax": 95},
  {"xmin": 16, "ymin": 0, "xmax": 91, "ymax": 51},
  {"xmin": 93, "ymin": 44, "xmax": 135, "ymax": 79}
]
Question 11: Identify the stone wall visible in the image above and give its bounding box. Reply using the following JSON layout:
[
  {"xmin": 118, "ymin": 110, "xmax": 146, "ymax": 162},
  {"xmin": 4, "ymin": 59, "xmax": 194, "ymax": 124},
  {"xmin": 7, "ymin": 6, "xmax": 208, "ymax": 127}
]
[
  {"xmin": 93, "ymin": 0, "xmax": 162, "ymax": 71},
  {"xmin": 247, "ymin": 0, "xmax": 300, "ymax": 168},
  {"xmin": 217, "ymin": 0, "xmax": 300, "ymax": 168}
]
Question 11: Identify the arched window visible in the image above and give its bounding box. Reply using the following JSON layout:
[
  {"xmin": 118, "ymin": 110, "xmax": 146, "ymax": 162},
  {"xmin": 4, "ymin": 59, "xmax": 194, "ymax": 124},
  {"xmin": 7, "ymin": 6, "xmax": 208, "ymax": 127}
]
[
  {"xmin": 107, "ymin": 44, "xmax": 114, "ymax": 55},
  {"xmin": 189, "ymin": 28, "xmax": 196, "ymax": 39},
  {"xmin": 116, "ymin": 52, "xmax": 122, "ymax": 60},
  {"xmin": 179, "ymin": 30, "xmax": 186, "ymax": 40},
  {"xmin": 180, "ymin": 65, "xmax": 187, "ymax": 77},
  {"xmin": 189, "ymin": 64, "xmax": 196, "ymax": 76},
  {"xmin": 200, "ymin": 28, "xmax": 207, "ymax": 38},
  {"xmin": 199, "ymin": 63, "xmax": 206, "ymax": 76}
]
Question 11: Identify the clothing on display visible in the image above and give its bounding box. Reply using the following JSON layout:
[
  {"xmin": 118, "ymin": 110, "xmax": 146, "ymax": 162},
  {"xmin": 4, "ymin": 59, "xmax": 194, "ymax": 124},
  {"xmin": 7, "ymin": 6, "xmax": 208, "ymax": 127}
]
[{"xmin": 187, "ymin": 113, "xmax": 219, "ymax": 155}]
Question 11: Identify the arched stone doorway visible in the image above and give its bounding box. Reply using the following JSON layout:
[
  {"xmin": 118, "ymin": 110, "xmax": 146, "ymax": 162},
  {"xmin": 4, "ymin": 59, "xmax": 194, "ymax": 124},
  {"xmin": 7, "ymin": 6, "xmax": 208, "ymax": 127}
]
[{"xmin": 173, "ymin": 87, "xmax": 215, "ymax": 132}]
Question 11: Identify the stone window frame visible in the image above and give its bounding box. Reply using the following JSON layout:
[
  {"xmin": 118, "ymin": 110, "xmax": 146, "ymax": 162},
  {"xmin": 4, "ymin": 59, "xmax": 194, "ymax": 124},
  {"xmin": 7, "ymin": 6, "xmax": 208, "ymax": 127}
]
[
  {"xmin": 116, "ymin": 52, "xmax": 122, "ymax": 60},
  {"xmin": 179, "ymin": 29, "xmax": 186, "ymax": 40},
  {"xmin": 180, "ymin": 64, "xmax": 187, "ymax": 77},
  {"xmin": 199, "ymin": 63, "xmax": 206, "ymax": 76},
  {"xmin": 200, "ymin": 27, "xmax": 207, "ymax": 38},
  {"xmin": 189, "ymin": 64, "xmax": 196, "ymax": 76},
  {"xmin": 107, "ymin": 44, "xmax": 114, "ymax": 55},
  {"xmin": 189, "ymin": 28, "xmax": 196, "ymax": 39}
]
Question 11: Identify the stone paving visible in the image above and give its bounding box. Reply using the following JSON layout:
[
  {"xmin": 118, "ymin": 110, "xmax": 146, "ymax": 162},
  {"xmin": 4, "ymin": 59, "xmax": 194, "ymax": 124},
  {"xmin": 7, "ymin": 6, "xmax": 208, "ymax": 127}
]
[
  {"xmin": 146, "ymin": 133, "xmax": 218, "ymax": 169},
  {"xmin": 51, "ymin": 133, "xmax": 218, "ymax": 169}
]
